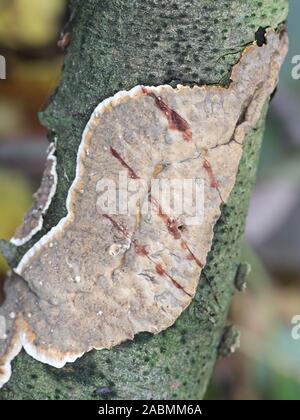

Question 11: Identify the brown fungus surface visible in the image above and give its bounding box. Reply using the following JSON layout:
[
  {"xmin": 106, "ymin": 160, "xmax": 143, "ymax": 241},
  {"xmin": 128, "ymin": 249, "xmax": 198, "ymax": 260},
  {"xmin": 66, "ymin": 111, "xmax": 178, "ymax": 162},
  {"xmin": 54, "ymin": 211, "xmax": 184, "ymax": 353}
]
[{"xmin": 0, "ymin": 31, "xmax": 287, "ymax": 388}]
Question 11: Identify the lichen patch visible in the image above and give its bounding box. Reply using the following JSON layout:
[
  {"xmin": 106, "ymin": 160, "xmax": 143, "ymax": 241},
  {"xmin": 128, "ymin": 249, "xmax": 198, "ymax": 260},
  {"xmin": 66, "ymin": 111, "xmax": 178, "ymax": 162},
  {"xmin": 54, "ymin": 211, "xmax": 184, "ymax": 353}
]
[{"xmin": 0, "ymin": 31, "xmax": 287, "ymax": 388}]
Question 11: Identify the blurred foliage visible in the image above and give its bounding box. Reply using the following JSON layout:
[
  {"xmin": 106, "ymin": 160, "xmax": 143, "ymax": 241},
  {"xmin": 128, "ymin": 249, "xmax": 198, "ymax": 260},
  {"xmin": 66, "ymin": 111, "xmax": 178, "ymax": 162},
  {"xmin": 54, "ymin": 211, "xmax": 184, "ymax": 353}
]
[
  {"xmin": 0, "ymin": 0, "xmax": 65, "ymax": 49},
  {"xmin": 0, "ymin": 0, "xmax": 65, "ymax": 136},
  {"xmin": 0, "ymin": 169, "xmax": 32, "ymax": 272},
  {"xmin": 206, "ymin": 244, "xmax": 300, "ymax": 400},
  {"xmin": 0, "ymin": 56, "xmax": 63, "ymax": 135},
  {"xmin": 253, "ymin": 327, "xmax": 300, "ymax": 400}
]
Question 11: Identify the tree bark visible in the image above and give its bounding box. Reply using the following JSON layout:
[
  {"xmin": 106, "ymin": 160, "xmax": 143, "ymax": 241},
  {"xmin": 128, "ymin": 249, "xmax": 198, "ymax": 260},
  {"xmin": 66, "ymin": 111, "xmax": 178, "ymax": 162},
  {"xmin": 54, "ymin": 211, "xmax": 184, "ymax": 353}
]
[{"xmin": 0, "ymin": 0, "xmax": 288, "ymax": 400}]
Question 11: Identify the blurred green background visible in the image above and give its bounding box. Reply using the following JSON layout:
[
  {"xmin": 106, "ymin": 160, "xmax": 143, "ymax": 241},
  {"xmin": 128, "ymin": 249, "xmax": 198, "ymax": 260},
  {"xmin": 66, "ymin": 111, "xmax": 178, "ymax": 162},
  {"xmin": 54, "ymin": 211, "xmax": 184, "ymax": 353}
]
[{"xmin": 0, "ymin": 0, "xmax": 299, "ymax": 400}]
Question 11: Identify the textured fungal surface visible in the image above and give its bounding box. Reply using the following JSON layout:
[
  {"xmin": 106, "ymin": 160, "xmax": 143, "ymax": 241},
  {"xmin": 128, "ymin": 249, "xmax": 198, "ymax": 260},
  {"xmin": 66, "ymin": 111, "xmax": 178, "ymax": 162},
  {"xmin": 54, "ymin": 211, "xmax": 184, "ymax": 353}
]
[
  {"xmin": 0, "ymin": 31, "xmax": 287, "ymax": 388},
  {"xmin": 10, "ymin": 144, "xmax": 57, "ymax": 247}
]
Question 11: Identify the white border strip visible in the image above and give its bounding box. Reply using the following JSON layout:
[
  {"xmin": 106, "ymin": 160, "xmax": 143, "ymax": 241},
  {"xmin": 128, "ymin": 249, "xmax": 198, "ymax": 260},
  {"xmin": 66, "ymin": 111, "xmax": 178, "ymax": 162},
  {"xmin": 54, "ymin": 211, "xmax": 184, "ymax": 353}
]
[{"xmin": 10, "ymin": 144, "xmax": 58, "ymax": 247}]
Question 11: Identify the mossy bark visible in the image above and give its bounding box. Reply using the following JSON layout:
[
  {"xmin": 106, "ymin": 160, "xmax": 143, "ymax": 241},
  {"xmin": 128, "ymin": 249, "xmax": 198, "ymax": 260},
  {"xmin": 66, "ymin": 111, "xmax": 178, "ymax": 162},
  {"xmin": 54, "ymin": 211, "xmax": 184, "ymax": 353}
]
[{"xmin": 0, "ymin": 0, "xmax": 288, "ymax": 400}]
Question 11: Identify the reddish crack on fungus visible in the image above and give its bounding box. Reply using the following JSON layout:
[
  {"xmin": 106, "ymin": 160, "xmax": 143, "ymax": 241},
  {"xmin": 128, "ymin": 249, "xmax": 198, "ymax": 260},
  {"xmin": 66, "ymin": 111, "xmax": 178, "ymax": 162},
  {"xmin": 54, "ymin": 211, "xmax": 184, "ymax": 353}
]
[
  {"xmin": 203, "ymin": 158, "xmax": 224, "ymax": 204},
  {"xmin": 109, "ymin": 150, "xmax": 203, "ymax": 270},
  {"xmin": 110, "ymin": 150, "xmax": 202, "ymax": 268},
  {"xmin": 149, "ymin": 196, "xmax": 181, "ymax": 240},
  {"xmin": 102, "ymin": 214, "xmax": 129, "ymax": 238},
  {"xmin": 203, "ymin": 159, "xmax": 218, "ymax": 189},
  {"xmin": 110, "ymin": 147, "xmax": 140, "ymax": 179},
  {"xmin": 134, "ymin": 241, "xmax": 191, "ymax": 297},
  {"xmin": 155, "ymin": 264, "xmax": 192, "ymax": 297},
  {"xmin": 110, "ymin": 149, "xmax": 202, "ymax": 269},
  {"xmin": 181, "ymin": 241, "xmax": 204, "ymax": 269},
  {"xmin": 150, "ymin": 196, "xmax": 203, "ymax": 267},
  {"xmin": 142, "ymin": 87, "xmax": 192, "ymax": 142},
  {"xmin": 134, "ymin": 242, "xmax": 149, "ymax": 257}
]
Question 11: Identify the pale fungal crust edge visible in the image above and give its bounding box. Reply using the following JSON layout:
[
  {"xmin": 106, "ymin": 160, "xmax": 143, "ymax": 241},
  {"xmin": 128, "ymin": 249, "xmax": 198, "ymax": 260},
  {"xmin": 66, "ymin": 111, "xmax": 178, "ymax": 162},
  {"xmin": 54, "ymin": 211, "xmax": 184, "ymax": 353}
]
[{"xmin": 10, "ymin": 143, "xmax": 58, "ymax": 247}]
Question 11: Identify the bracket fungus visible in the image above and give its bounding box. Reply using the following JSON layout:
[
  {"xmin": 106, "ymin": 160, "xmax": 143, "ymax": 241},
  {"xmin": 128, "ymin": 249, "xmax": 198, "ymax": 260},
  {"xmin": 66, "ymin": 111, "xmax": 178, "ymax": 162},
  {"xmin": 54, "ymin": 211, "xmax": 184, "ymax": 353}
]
[
  {"xmin": 0, "ymin": 30, "xmax": 287, "ymax": 388},
  {"xmin": 10, "ymin": 143, "xmax": 57, "ymax": 247}
]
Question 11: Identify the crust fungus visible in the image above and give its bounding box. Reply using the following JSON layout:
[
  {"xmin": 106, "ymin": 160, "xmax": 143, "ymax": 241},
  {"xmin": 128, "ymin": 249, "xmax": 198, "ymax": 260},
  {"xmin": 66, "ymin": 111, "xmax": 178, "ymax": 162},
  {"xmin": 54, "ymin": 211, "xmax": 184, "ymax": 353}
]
[
  {"xmin": 10, "ymin": 143, "xmax": 57, "ymax": 247},
  {"xmin": 0, "ymin": 30, "xmax": 287, "ymax": 387}
]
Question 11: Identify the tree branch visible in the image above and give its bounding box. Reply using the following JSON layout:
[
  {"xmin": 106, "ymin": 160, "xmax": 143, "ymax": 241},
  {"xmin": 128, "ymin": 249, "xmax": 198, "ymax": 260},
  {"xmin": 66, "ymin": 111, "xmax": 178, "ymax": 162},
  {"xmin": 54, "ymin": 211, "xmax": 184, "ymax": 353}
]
[{"xmin": 0, "ymin": 0, "xmax": 288, "ymax": 400}]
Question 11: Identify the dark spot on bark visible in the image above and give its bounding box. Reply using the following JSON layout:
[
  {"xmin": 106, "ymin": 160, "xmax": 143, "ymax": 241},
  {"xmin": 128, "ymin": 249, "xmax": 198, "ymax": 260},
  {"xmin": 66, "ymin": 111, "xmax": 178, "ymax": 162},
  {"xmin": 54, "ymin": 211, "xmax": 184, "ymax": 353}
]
[
  {"xmin": 255, "ymin": 27, "xmax": 267, "ymax": 47},
  {"xmin": 45, "ymin": 356, "xmax": 100, "ymax": 386},
  {"xmin": 95, "ymin": 386, "xmax": 113, "ymax": 396}
]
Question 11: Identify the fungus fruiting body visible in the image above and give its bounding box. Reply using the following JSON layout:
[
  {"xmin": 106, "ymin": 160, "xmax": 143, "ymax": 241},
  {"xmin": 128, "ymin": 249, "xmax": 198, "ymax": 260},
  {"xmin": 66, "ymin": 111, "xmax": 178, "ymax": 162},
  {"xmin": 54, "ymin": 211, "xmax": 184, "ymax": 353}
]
[
  {"xmin": 0, "ymin": 31, "xmax": 288, "ymax": 388},
  {"xmin": 10, "ymin": 144, "xmax": 57, "ymax": 247}
]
